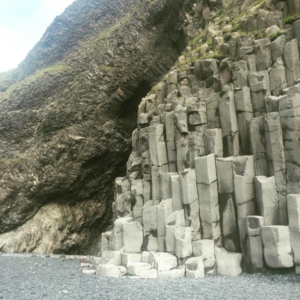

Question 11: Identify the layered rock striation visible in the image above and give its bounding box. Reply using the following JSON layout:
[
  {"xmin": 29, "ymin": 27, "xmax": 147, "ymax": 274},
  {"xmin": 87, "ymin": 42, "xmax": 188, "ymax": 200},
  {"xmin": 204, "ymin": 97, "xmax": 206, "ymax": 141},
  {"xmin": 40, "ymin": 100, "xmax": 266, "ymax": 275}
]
[
  {"xmin": 97, "ymin": 0, "xmax": 300, "ymax": 278},
  {"xmin": 0, "ymin": 0, "xmax": 191, "ymax": 253}
]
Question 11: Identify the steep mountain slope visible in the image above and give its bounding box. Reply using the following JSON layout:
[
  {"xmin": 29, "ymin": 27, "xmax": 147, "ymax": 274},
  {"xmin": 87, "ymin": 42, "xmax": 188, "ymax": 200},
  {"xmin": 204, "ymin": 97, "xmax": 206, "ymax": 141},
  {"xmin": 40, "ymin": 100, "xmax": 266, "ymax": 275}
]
[
  {"xmin": 0, "ymin": 0, "xmax": 192, "ymax": 254},
  {"xmin": 98, "ymin": 0, "xmax": 300, "ymax": 276}
]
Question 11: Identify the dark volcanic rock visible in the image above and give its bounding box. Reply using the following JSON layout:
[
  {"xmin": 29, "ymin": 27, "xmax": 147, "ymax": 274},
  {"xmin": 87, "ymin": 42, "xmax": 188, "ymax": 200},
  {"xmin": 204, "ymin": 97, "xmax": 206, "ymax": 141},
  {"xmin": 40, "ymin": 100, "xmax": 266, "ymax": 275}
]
[{"xmin": 0, "ymin": 0, "xmax": 192, "ymax": 254}]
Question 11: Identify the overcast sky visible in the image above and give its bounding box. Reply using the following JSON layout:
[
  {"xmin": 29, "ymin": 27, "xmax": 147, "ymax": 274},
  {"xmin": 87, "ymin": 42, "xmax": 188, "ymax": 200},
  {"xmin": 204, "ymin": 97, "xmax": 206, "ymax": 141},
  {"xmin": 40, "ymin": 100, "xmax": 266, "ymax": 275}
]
[{"xmin": 0, "ymin": 0, "xmax": 75, "ymax": 73}]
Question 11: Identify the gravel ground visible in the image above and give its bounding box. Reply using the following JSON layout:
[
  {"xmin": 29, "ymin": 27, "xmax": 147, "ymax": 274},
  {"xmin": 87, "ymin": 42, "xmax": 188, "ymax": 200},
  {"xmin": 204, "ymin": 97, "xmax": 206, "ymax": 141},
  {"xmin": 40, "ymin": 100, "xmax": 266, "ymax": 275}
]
[{"xmin": 0, "ymin": 256, "xmax": 300, "ymax": 300}]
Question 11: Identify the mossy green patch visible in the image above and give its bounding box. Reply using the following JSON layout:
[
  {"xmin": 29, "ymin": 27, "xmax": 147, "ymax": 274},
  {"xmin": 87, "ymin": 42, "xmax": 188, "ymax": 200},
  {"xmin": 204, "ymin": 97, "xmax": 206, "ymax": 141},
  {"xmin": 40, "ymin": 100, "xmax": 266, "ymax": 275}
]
[
  {"xmin": 191, "ymin": 31, "xmax": 206, "ymax": 46},
  {"xmin": 283, "ymin": 12, "xmax": 300, "ymax": 25},
  {"xmin": 253, "ymin": 29, "xmax": 265, "ymax": 39},
  {"xmin": 270, "ymin": 31, "xmax": 285, "ymax": 41},
  {"xmin": 0, "ymin": 62, "xmax": 68, "ymax": 102}
]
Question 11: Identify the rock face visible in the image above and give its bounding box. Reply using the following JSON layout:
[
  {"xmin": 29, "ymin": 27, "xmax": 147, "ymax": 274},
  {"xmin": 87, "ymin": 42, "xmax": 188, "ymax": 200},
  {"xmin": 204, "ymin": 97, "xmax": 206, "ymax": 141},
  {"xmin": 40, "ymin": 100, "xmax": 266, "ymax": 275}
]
[
  {"xmin": 2, "ymin": 0, "xmax": 300, "ymax": 280},
  {"xmin": 94, "ymin": 0, "xmax": 300, "ymax": 278},
  {"xmin": 0, "ymin": 0, "xmax": 190, "ymax": 253}
]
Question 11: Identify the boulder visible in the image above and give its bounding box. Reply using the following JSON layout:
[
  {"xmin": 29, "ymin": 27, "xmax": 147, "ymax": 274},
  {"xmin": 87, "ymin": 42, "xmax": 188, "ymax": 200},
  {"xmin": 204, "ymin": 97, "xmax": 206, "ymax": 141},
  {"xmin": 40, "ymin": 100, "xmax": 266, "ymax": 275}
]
[
  {"xmin": 158, "ymin": 268, "xmax": 185, "ymax": 279},
  {"xmin": 121, "ymin": 253, "xmax": 142, "ymax": 267},
  {"xmin": 100, "ymin": 251, "xmax": 122, "ymax": 266},
  {"xmin": 127, "ymin": 262, "xmax": 152, "ymax": 276},
  {"xmin": 185, "ymin": 257, "xmax": 205, "ymax": 279},
  {"xmin": 216, "ymin": 253, "xmax": 243, "ymax": 276},
  {"xmin": 264, "ymin": 113, "xmax": 287, "ymax": 225},
  {"xmin": 195, "ymin": 155, "xmax": 221, "ymax": 245},
  {"xmin": 149, "ymin": 252, "xmax": 178, "ymax": 271},
  {"xmin": 123, "ymin": 221, "xmax": 143, "ymax": 253},
  {"xmin": 261, "ymin": 226, "xmax": 293, "ymax": 268},
  {"xmin": 175, "ymin": 227, "xmax": 192, "ymax": 259},
  {"xmin": 283, "ymin": 39, "xmax": 300, "ymax": 87},
  {"xmin": 204, "ymin": 129, "xmax": 223, "ymax": 157},
  {"xmin": 254, "ymin": 37, "xmax": 272, "ymax": 71},
  {"xmin": 245, "ymin": 216, "xmax": 265, "ymax": 273},
  {"xmin": 219, "ymin": 91, "xmax": 240, "ymax": 156},
  {"xmin": 192, "ymin": 239, "xmax": 216, "ymax": 274},
  {"xmin": 269, "ymin": 57, "xmax": 287, "ymax": 96},
  {"xmin": 165, "ymin": 210, "xmax": 185, "ymax": 254},
  {"xmin": 96, "ymin": 264, "xmax": 121, "ymax": 277}
]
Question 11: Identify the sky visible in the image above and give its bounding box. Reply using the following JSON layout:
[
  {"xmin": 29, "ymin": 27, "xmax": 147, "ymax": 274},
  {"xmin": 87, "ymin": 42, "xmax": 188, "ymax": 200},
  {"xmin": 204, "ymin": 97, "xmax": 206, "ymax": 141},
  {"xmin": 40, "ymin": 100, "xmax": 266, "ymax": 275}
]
[{"xmin": 0, "ymin": 0, "xmax": 75, "ymax": 73}]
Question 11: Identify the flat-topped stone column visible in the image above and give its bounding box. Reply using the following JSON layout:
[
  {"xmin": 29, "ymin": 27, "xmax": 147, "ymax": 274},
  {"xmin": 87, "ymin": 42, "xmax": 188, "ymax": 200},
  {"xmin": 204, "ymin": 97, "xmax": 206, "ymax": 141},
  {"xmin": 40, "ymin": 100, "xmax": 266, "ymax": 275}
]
[
  {"xmin": 165, "ymin": 112, "xmax": 177, "ymax": 172},
  {"xmin": 261, "ymin": 226, "xmax": 293, "ymax": 269},
  {"xmin": 232, "ymin": 60, "xmax": 249, "ymax": 89},
  {"xmin": 279, "ymin": 93, "xmax": 300, "ymax": 195},
  {"xmin": 175, "ymin": 227, "xmax": 192, "ymax": 259},
  {"xmin": 264, "ymin": 112, "xmax": 287, "ymax": 225},
  {"xmin": 175, "ymin": 128, "xmax": 189, "ymax": 172},
  {"xmin": 195, "ymin": 154, "xmax": 221, "ymax": 245},
  {"xmin": 216, "ymin": 157, "xmax": 240, "ymax": 252},
  {"xmin": 287, "ymin": 194, "xmax": 300, "ymax": 274},
  {"xmin": 165, "ymin": 210, "xmax": 185, "ymax": 254},
  {"xmin": 142, "ymin": 201, "xmax": 159, "ymax": 252},
  {"xmin": 219, "ymin": 91, "xmax": 240, "ymax": 156},
  {"xmin": 139, "ymin": 128, "xmax": 151, "ymax": 177},
  {"xmin": 131, "ymin": 180, "xmax": 144, "ymax": 223},
  {"xmin": 157, "ymin": 199, "xmax": 173, "ymax": 252},
  {"xmin": 170, "ymin": 174, "xmax": 183, "ymax": 211},
  {"xmin": 233, "ymin": 155, "xmax": 257, "ymax": 269},
  {"xmin": 205, "ymin": 93, "xmax": 221, "ymax": 129},
  {"xmin": 254, "ymin": 176, "xmax": 279, "ymax": 225},
  {"xmin": 249, "ymin": 117, "xmax": 268, "ymax": 176},
  {"xmin": 148, "ymin": 124, "xmax": 169, "ymax": 201},
  {"xmin": 192, "ymin": 239, "xmax": 216, "ymax": 274},
  {"xmin": 249, "ymin": 71, "xmax": 270, "ymax": 117},
  {"xmin": 114, "ymin": 177, "xmax": 131, "ymax": 217},
  {"xmin": 188, "ymin": 126, "xmax": 206, "ymax": 168},
  {"xmin": 234, "ymin": 87, "xmax": 254, "ymax": 155},
  {"xmin": 180, "ymin": 168, "xmax": 201, "ymax": 240},
  {"xmin": 245, "ymin": 216, "xmax": 265, "ymax": 273},
  {"xmin": 123, "ymin": 221, "xmax": 144, "ymax": 253},
  {"xmin": 204, "ymin": 128, "xmax": 223, "ymax": 157}
]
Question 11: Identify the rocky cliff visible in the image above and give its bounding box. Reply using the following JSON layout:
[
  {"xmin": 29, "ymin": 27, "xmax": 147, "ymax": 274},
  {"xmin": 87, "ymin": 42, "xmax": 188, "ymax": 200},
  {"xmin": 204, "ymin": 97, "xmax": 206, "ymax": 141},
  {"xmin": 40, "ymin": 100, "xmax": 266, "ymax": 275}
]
[
  {"xmin": 1, "ymin": 0, "xmax": 300, "ymax": 264},
  {"xmin": 0, "ymin": 0, "xmax": 192, "ymax": 254},
  {"xmin": 96, "ymin": 0, "xmax": 300, "ymax": 278}
]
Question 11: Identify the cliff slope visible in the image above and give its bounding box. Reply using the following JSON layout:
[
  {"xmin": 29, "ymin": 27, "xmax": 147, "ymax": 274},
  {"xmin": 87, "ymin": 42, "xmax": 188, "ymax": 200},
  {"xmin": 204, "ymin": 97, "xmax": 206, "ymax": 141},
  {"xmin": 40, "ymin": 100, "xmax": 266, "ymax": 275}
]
[{"xmin": 0, "ymin": 0, "xmax": 191, "ymax": 254}]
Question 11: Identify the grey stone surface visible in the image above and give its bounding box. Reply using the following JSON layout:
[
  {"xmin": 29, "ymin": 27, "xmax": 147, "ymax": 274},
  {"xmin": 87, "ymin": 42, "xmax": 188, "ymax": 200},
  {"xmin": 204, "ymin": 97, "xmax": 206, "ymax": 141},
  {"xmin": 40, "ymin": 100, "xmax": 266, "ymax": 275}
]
[
  {"xmin": 249, "ymin": 71, "xmax": 270, "ymax": 117},
  {"xmin": 283, "ymin": 39, "xmax": 300, "ymax": 87},
  {"xmin": 216, "ymin": 253, "xmax": 243, "ymax": 276},
  {"xmin": 261, "ymin": 226, "xmax": 293, "ymax": 269},
  {"xmin": 233, "ymin": 156, "xmax": 257, "ymax": 267},
  {"xmin": 249, "ymin": 117, "xmax": 268, "ymax": 176},
  {"xmin": 195, "ymin": 154, "xmax": 221, "ymax": 244},
  {"xmin": 255, "ymin": 176, "xmax": 279, "ymax": 225},
  {"xmin": 245, "ymin": 216, "xmax": 265, "ymax": 273},
  {"xmin": 279, "ymin": 93, "xmax": 300, "ymax": 195},
  {"xmin": 185, "ymin": 256, "xmax": 205, "ymax": 278},
  {"xmin": 264, "ymin": 112, "xmax": 287, "ymax": 225},
  {"xmin": 287, "ymin": 194, "xmax": 300, "ymax": 273}
]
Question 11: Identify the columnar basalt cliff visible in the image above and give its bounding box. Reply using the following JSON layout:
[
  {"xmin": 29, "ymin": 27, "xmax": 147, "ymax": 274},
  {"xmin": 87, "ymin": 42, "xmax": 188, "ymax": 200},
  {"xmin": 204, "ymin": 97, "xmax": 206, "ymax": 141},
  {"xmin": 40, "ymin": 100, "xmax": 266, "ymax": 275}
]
[
  {"xmin": 1, "ymin": 0, "xmax": 300, "ymax": 279},
  {"xmin": 97, "ymin": 0, "xmax": 300, "ymax": 278}
]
